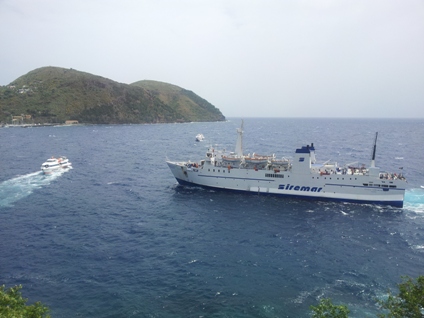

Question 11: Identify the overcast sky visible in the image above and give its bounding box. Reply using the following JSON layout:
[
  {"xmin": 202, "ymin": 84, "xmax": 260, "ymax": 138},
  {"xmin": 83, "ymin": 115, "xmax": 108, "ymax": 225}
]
[{"xmin": 1, "ymin": 0, "xmax": 423, "ymax": 118}]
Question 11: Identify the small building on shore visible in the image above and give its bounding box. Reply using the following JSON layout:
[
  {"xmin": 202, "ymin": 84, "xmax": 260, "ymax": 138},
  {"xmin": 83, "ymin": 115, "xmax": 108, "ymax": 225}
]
[{"xmin": 65, "ymin": 120, "xmax": 79, "ymax": 125}]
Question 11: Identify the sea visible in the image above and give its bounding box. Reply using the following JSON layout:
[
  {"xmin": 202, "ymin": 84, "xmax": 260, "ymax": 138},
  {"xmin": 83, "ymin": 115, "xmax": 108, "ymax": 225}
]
[{"xmin": 0, "ymin": 118, "xmax": 423, "ymax": 318}]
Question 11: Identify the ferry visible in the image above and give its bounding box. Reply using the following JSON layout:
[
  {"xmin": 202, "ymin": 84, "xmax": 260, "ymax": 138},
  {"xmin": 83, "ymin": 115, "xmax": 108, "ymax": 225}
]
[
  {"xmin": 41, "ymin": 156, "xmax": 72, "ymax": 174},
  {"xmin": 195, "ymin": 133, "xmax": 205, "ymax": 142},
  {"xmin": 167, "ymin": 122, "xmax": 407, "ymax": 207}
]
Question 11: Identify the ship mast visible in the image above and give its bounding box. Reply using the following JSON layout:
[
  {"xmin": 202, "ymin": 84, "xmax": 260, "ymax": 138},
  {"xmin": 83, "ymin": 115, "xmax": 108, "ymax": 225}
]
[
  {"xmin": 371, "ymin": 132, "xmax": 378, "ymax": 168},
  {"xmin": 234, "ymin": 120, "xmax": 244, "ymax": 157}
]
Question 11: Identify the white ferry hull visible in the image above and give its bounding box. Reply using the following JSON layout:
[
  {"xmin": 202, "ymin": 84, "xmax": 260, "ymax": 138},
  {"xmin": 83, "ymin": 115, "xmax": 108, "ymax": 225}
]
[
  {"xmin": 167, "ymin": 123, "xmax": 406, "ymax": 208},
  {"xmin": 42, "ymin": 165, "xmax": 71, "ymax": 174},
  {"xmin": 167, "ymin": 161, "xmax": 405, "ymax": 207}
]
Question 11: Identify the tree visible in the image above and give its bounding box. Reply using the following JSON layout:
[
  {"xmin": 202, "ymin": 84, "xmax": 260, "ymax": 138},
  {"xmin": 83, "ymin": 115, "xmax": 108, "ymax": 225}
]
[
  {"xmin": 0, "ymin": 285, "xmax": 50, "ymax": 318},
  {"xmin": 378, "ymin": 276, "xmax": 424, "ymax": 318},
  {"xmin": 310, "ymin": 298, "xmax": 350, "ymax": 318}
]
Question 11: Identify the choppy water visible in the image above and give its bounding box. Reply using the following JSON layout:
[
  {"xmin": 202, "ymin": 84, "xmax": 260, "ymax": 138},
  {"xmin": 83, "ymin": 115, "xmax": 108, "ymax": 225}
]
[{"xmin": 0, "ymin": 118, "xmax": 423, "ymax": 317}]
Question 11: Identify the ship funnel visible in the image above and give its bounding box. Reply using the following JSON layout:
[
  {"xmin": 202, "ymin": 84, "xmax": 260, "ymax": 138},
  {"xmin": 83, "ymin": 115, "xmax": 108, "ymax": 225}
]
[
  {"xmin": 234, "ymin": 120, "xmax": 244, "ymax": 157},
  {"xmin": 310, "ymin": 143, "xmax": 316, "ymax": 164}
]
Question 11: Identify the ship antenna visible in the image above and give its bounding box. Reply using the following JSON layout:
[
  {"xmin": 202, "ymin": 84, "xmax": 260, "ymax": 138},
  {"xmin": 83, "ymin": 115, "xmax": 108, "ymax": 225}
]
[{"xmin": 371, "ymin": 132, "xmax": 378, "ymax": 168}]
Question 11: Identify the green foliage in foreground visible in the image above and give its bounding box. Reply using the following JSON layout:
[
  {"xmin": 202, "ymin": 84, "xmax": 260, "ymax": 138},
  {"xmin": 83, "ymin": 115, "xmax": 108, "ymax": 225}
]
[
  {"xmin": 310, "ymin": 275, "xmax": 424, "ymax": 318},
  {"xmin": 2, "ymin": 275, "xmax": 422, "ymax": 317},
  {"xmin": 377, "ymin": 276, "xmax": 424, "ymax": 318},
  {"xmin": 310, "ymin": 298, "xmax": 350, "ymax": 318},
  {"xmin": 0, "ymin": 285, "xmax": 50, "ymax": 318}
]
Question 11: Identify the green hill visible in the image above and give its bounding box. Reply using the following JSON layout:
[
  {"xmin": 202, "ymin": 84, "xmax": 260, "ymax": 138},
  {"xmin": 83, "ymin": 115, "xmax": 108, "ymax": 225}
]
[
  {"xmin": 0, "ymin": 67, "xmax": 225, "ymax": 124},
  {"xmin": 131, "ymin": 80, "xmax": 223, "ymax": 123}
]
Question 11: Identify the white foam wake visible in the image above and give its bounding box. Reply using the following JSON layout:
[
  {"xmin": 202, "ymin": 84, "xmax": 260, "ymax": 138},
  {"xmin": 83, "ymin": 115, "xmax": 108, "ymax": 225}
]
[
  {"xmin": 0, "ymin": 169, "xmax": 70, "ymax": 207},
  {"xmin": 403, "ymin": 188, "xmax": 424, "ymax": 214}
]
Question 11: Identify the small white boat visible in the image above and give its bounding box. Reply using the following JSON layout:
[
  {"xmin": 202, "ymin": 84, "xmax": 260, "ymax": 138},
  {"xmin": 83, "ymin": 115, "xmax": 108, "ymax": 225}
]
[
  {"xmin": 195, "ymin": 134, "xmax": 205, "ymax": 142},
  {"xmin": 41, "ymin": 156, "xmax": 72, "ymax": 174}
]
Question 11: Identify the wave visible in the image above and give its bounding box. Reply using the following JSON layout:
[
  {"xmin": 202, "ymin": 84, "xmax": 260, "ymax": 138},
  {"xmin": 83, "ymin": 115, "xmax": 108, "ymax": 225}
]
[
  {"xmin": 403, "ymin": 188, "xmax": 424, "ymax": 214},
  {"xmin": 0, "ymin": 169, "xmax": 70, "ymax": 207}
]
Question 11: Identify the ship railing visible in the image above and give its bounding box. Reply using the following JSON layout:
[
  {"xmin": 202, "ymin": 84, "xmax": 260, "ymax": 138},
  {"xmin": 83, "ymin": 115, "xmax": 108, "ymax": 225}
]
[{"xmin": 379, "ymin": 172, "xmax": 406, "ymax": 181}]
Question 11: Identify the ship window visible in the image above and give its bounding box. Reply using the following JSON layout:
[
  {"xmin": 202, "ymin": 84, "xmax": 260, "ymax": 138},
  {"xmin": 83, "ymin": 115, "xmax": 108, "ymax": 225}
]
[
  {"xmin": 363, "ymin": 183, "xmax": 368, "ymax": 186},
  {"xmin": 389, "ymin": 185, "xmax": 396, "ymax": 188},
  {"xmin": 265, "ymin": 174, "xmax": 285, "ymax": 178},
  {"xmin": 218, "ymin": 170, "xmax": 220, "ymax": 172},
  {"xmin": 382, "ymin": 184, "xmax": 388, "ymax": 187},
  {"xmin": 208, "ymin": 169, "xmax": 210, "ymax": 172},
  {"xmin": 213, "ymin": 169, "xmax": 215, "ymax": 172}
]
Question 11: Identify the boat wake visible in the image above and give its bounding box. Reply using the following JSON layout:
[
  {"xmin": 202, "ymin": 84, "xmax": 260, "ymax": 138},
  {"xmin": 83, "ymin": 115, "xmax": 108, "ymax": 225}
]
[
  {"xmin": 0, "ymin": 169, "xmax": 71, "ymax": 207},
  {"xmin": 403, "ymin": 188, "xmax": 424, "ymax": 214}
]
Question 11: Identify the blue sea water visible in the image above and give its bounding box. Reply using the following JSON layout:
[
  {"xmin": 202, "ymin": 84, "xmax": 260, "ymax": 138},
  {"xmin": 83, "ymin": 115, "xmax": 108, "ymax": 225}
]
[{"xmin": 0, "ymin": 118, "xmax": 423, "ymax": 318}]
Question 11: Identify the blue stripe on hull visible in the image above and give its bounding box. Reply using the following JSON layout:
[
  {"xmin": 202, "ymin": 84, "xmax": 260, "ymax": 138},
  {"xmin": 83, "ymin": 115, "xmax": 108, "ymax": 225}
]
[{"xmin": 174, "ymin": 178, "xmax": 404, "ymax": 208}]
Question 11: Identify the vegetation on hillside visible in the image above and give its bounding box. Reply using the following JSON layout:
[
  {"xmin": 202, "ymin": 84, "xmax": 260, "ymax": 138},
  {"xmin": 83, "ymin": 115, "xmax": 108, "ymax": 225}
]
[
  {"xmin": 377, "ymin": 276, "xmax": 424, "ymax": 318},
  {"xmin": 1, "ymin": 275, "xmax": 422, "ymax": 317},
  {"xmin": 310, "ymin": 275, "xmax": 424, "ymax": 318},
  {"xmin": 310, "ymin": 298, "xmax": 350, "ymax": 318},
  {"xmin": 0, "ymin": 67, "xmax": 225, "ymax": 124},
  {"xmin": 131, "ymin": 80, "xmax": 224, "ymax": 123},
  {"xmin": 0, "ymin": 285, "xmax": 50, "ymax": 318}
]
